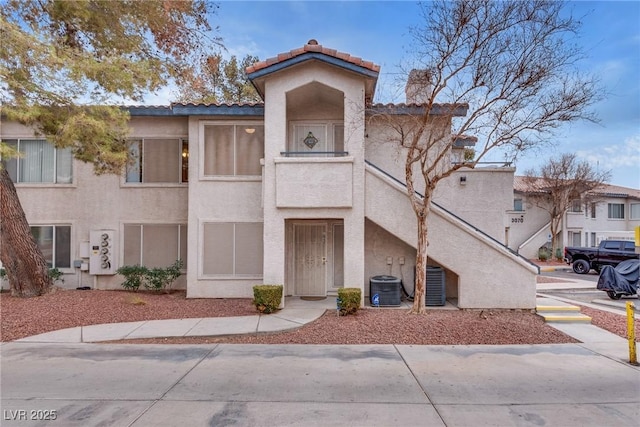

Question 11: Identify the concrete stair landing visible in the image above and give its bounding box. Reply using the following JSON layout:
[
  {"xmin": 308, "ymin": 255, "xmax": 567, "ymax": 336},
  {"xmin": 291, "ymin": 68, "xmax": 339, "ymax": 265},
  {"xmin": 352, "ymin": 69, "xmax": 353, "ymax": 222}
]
[{"xmin": 536, "ymin": 297, "xmax": 592, "ymax": 323}]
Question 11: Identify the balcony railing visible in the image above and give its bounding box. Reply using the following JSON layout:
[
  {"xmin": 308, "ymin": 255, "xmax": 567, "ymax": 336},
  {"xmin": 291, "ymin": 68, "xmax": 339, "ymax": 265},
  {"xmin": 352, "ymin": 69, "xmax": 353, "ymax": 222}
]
[{"xmin": 279, "ymin": 151, "xmax": 349, "ymax": 157}]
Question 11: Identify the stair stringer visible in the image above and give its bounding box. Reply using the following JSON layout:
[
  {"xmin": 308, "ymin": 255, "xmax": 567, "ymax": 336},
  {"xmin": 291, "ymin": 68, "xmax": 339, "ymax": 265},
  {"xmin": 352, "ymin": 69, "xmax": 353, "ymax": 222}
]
[{"xmin": 365, "ymin": 164, "xmax": 537, "ymax": 309}]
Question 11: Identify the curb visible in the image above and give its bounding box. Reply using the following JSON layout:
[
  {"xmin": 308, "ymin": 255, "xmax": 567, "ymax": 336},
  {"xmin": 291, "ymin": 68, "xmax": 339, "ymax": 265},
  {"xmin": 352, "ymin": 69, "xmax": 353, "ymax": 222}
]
[{"xmin": 539, "ymin": 266, "xmax": 572, "ymax": 272}]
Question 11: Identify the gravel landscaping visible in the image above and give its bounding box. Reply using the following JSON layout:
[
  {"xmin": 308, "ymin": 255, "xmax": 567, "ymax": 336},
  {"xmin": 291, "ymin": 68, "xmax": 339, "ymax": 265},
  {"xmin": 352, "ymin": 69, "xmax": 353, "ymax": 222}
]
[{"xmin": 2, "ymin": 286, "xmax": 637, "ymax": 345}]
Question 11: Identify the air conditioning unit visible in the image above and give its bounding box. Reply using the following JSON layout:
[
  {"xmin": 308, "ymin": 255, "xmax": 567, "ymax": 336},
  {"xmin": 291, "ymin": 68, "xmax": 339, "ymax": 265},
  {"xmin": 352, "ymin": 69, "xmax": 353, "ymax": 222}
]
[
  {"xmin": 425, "ymin": 266, "xmax": 446, "ymax": 306},
  {"xmin": 89, "ymin": 230, "xmax": 117, "ymax": 275}
]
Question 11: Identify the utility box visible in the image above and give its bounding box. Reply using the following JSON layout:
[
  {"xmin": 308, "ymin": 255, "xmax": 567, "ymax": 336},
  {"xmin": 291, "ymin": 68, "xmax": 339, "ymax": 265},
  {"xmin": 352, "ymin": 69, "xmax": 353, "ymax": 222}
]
[
  {"xmin": 370, "ymin": 275, "xmax": 401, "ymax": 306},
  {"xmin": 89, "ymin": 230, "xmax": 117, "ymax": 275},
  {"xmin": 425, "ymin": 266, "xmax": 446, "ymax": 306}
]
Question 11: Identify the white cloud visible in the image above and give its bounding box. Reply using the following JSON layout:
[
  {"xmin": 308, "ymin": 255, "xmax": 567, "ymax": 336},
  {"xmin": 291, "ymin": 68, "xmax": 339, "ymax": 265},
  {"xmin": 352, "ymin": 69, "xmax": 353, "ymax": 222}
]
[{"xmin": 576, "ymin": 134, "xmax": 640, "ymax": 169}]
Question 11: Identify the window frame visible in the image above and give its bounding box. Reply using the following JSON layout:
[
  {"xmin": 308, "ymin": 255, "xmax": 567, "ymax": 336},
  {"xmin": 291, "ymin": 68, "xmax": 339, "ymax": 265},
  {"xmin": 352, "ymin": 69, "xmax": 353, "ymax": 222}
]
[
  {"xmin": 124, "ymin": 137, "xmax": 189, "ymax": 186},
  {"xmin": 607, "ymin": 203, "xmax": 625, "ymax": 220},
  {"xmin": 199, "ymin": 121, "xmax": 264, "ymax": 181},
  {"xmin": 513, "ymin": 198, "xmax": 524, "ymax": 212},
  {"xmin": 122, "ymin": 223, "xmax": 187, "ymax": 268},
  {"xmin": 286, "ymin": 120, "xmax": 346, "ymax": 157},
  {"xmin": 630, "ymin": 203, "xmax": 640, "ymax": 220},
  {"xmin": 2, "ymin": 139, "xmax": 73, "ymax": 185},
  {"xmin": 200, "ymin": 221, "xmax": 264, "ymax": 279},
  {"xmin": 30, "ymin": 224, "xmax": 72, "ymax": 270}
]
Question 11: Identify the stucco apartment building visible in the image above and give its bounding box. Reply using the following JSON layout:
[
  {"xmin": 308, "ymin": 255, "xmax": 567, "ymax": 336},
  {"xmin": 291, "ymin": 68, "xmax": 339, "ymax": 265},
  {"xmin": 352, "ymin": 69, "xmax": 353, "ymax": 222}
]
[
  {"xmin": 510, "ymin": 177, "xmax": 640, "ymax": 259},
  {"xmin": 1, "ymin": 40, "xmax": 539, "ymax": 309}
]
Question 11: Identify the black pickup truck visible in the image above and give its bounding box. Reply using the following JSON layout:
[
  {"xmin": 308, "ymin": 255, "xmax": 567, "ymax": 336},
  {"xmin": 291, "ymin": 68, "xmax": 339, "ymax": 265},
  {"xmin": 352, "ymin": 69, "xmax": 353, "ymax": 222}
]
[{"xmin": 564, "ymin": 240, "xmax": 639, "ymax": 274}]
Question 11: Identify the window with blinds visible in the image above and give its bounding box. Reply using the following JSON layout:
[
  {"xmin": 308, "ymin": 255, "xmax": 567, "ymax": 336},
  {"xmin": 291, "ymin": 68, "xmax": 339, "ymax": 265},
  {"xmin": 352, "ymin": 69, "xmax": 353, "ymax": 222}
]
[
  {"xmin": 123, "ymin": 224, "xmax": 187, "ymax": 268},
  {"xmin": 202, "ymin": 222, "xmax": 263, "ymax": 276},
  {"xmin": 3, "ymin": 139, "xmax": 73, "ymax": 184},
  {"xmin": 126, "ymin": 138, "xmax": 187, "ymax": 183},
  {"xmin": 202, "ymin": 124, "xmax": 264, "ymax": 176}
]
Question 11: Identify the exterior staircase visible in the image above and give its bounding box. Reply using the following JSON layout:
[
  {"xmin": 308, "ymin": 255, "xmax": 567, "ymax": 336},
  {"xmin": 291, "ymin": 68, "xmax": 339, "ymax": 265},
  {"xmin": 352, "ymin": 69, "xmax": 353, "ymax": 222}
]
[{"xmin": 536, "ymin": 297, "xmax": 592, "ymax": 323}]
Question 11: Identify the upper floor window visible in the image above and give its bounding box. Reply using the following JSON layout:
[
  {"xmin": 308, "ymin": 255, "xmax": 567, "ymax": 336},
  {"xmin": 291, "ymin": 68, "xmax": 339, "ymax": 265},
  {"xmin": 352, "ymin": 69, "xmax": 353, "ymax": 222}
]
[
  {"xmin": 513, "ymin": 199, "xmax": 523, "ymax": 211},
  {"xmin": 123, "ymin": 224, "xmax": 187, "ymax": 268},
  {"xmin": 607, "ymin": 203, "xmax": 625, "ymax": 219},
  {"xmin": 286, "ymin": 121, "xmax": 345, "ymax": 157},
  {"xmin": 631, "ymin": 203, "xmax": 640, "ymax": 220},
  {"xmin": 31, "ymin": 225, "xmax": 71, "ymax": 269},
  {"xmin": 202, "ymin": 123, "xmax": 264, "ymax": 176},
  {"xmin": 126, "ymin": 138, "xmax": 187, "ymax": 183},
  {"xmin": 590, "ymin": 203, "xmax": 597, "ymax": 218},
  {"xmin": 569, "ymin": 199, "xmax": 582, "ymax": 213},
  {"xmin": 3, "ymin": 139, "xmax": 72, "ymax": 184}
]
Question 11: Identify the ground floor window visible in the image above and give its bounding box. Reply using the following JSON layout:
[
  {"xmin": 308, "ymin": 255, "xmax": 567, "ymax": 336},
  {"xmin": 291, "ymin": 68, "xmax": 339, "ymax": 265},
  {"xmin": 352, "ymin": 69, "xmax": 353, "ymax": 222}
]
[
  {"xmin": 568, "ymin": 231, "xmax": 581, "ymax": 247},
  {"xmin": 31, "ymin": 225, "xmax": 71, "ymax": 268},
  {"xmin": 123, "ymin": 224, "xmax": 187, "ymax": 268},
  {"xmin": 202, "ymin": 222, "xmax": 263, "ymax": 276}
]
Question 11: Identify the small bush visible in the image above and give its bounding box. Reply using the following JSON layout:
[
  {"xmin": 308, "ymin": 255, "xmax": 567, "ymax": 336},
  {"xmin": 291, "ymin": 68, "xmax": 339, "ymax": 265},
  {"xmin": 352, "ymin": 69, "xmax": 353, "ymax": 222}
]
[
  {"xmin": 555, "ymin": 248, "xmax": 563, "ymax": 261},
  {"xmin": 116, "ymin": 264, "xmax": 149, "ymax": 291},
  {"xmin": 538, "ymin": 247, "xmax": 550, "ymax": 261},
  {"xmin": 337, "ymin": 287, "xmax": 361, "ymax": 316},
  {"xmin": 253, "ymin": 284, "xmax": 283, "ymax": 314},
  {"xmin": 117, "ymin": 260, "xmax": 183, "ymax": 292}
]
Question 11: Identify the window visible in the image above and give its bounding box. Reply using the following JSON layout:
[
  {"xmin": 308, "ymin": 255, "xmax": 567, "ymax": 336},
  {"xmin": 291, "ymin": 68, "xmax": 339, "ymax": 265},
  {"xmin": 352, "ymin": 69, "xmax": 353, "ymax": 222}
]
[
  {"xmin": 202, "ymin": 124, "xmax": 264, "ymax": 176},
  {"xmin": 569, "ymin": 199, "xmax": 582, "ymax": 213},
  {"xmin": 623, "ymin": 241, "xmax": 636, "ymax": 251},
  {"xmin": 31, "ymin": 225, "xmax": 71, "ymax": 268},
  {"xmin": 607, "ymin": 203, "xmax": 625, "ymax": 219},
  {"xmin": 568, "ymin": 231, "xmax": 581, "ymax": 247},
  {"xmin": 631, "ymin": 203, "xmax": 640, "ymax": 220},
  {"xmin": 287, "ymin": 121, "xmax": 345, "ymax": 156},
  {"xmin": 126, "ymin": 138, "xmax": 187, "ymax": 183},
  {"xmin": 123, "ymin": 224, "xmax": 187, "ymax": 268},
  {"xmin": 513, "ymin": 199, "xmax": 523, "ymax": 211},
  {"xmin": 590, "ymin": 232, "xmax": 596, "ymax": 247},
  {"xmin": 202, "ymin": 222, "xmax": 263, "ymax": 276},
  {"xmin": 590, "ymin": 203, "xmax": 597, "ymax": 219},
  {"xmin": 3, "ymin": 139, "xmax": 72, "ymax": 184}
]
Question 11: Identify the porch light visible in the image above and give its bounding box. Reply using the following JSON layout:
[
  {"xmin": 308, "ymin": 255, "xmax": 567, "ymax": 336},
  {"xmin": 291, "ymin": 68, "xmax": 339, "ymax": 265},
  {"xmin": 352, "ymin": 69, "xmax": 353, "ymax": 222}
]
[
  {"xmin": 245, "ymin": 127, "xmax": 256, "ymax": 134},
  {"xmin": 303, "ymin": 131, "xmax": 318, "ymax": 149}
]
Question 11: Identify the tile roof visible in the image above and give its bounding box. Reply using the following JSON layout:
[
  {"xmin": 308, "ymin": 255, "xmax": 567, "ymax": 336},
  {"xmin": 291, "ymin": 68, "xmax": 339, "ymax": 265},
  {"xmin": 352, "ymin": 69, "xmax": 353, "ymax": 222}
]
[
  {"xmin": 245, "ymin": 39, "xmax": 380, "ymax": 74},
  {"xmin": 514, "ymin": 176, "xmax": 640, "ymax": 199}
]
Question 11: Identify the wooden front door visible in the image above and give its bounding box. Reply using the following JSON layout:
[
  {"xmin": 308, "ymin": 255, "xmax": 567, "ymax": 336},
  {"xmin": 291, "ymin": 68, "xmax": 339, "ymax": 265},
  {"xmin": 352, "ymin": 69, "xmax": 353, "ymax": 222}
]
[{"xmin": 293, "ymin": 223, "xmax": 327, "ymax": 296}]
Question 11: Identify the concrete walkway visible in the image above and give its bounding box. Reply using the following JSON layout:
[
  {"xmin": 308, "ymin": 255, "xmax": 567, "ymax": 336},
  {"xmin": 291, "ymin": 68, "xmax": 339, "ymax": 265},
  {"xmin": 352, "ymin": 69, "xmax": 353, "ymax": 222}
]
[{"xmin": 2, "ymin": 284, "xmax": 640, "ymax": 426}]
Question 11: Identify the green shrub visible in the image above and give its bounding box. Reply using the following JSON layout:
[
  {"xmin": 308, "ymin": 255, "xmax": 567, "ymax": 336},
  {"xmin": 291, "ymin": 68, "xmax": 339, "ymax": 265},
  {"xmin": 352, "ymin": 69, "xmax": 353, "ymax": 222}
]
[
  {"xmin": 538, "ymin": 247, "xmax": 550, "ymax": 261},
  {"xmin": 116, "ymin": 264, "xmax": 149, "ymax": 291},
  {"xmin": 253, "ymin": 284, "xmax": 283, "ymax": 314},
  {"xmin": 555, "ymin": 248, "xmax": 563, "ymax": 261},
  {"xmin": 117, "ymin": 260, "xmax": 183, "ymax": 292},
  {"xmin": 337, "ymin": 287, "xmax": 361, "ymax": 316},
  {"xmin": 48, "ymin": 267, "xmax": 64, "ymax": 283}
]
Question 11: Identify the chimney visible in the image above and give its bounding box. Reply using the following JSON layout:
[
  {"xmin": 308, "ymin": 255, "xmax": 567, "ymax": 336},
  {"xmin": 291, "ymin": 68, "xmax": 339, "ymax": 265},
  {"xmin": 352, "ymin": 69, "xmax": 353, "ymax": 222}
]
[{"xmin": 405, "ymin": 69, "xmax": 432, "ymax": 104}]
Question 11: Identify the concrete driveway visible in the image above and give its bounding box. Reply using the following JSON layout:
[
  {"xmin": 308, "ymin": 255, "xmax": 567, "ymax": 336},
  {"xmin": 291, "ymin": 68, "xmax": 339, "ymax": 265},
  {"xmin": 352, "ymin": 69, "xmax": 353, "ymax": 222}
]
[{"xmin": 1, "ymin": 342, "xmax": 639, "ymax": 426}]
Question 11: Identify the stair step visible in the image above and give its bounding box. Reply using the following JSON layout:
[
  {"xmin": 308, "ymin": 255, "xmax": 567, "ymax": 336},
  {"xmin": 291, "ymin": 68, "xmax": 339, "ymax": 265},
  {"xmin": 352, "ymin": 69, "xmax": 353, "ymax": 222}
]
[
  {"xmin": 538, "ymin": 312, "xmax": 592, "ymax": 323},
  {"xmin": 536, "ymin": 305, "xmax": 581, "ymax": 312}
]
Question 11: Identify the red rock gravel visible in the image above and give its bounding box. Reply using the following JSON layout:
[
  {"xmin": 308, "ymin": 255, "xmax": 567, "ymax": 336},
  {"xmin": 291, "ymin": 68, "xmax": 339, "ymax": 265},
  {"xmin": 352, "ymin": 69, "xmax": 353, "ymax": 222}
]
[{"xmin": 1, "ymin": 288, "xmax": 636, "ymax": 345}]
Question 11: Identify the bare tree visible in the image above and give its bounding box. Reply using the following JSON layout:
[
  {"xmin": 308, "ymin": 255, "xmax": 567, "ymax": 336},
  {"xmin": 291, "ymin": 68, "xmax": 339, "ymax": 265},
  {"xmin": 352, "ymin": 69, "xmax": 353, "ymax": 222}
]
[
  {"xmin": 523, "ymin": 153, "xmax": 610, "ymax": 259},
  {"xmin": 373, "ymin": 0, "xmax": 601, "ymax": 314}
]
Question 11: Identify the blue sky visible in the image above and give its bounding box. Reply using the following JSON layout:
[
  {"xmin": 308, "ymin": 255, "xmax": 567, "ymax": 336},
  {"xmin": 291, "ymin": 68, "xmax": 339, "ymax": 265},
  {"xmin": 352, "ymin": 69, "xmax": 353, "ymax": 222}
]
[{"xmin": 149, "ymin": 1, "xmax": 640, "ymax": 189}]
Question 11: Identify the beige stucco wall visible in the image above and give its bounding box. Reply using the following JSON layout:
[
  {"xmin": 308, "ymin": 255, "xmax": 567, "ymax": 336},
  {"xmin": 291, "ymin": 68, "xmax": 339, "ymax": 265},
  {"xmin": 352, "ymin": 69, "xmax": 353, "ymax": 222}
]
[
  {"xmin": 261, "ymin": 62, "xmax": 367, "ymax": 305},
  {"xmin": 5, "ymin": 117, "xmax": 189, "ymax": 290},
  {"xmin": 185, "ymin": 115, "xmax": 264, "ymax": 298},
  {"xmin": 364, "ymin": 120, "xmax": 516, "ymax": 243},
  {"xmin": 365, "ymin": 165, "xmax": 537, "ymax": 309}
]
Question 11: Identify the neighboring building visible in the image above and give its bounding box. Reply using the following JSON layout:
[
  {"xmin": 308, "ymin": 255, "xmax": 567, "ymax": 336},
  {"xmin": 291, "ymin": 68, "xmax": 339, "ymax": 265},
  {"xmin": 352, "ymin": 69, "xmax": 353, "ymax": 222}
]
[
  {"xmin": 510, "ymin": 176, "xmax": 640, "ymax": 258},
  {"xmin": 1, "ymin": 40, "xmax": 538, "ymax": 309}
]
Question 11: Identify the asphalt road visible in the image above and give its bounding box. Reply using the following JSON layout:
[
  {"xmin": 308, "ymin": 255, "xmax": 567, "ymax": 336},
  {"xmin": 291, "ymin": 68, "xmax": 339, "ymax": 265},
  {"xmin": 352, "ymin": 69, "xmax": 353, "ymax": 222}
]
[{"xmin": 539, "ymin": 270, "xmax": 638, "ymax": 307}]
